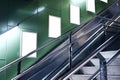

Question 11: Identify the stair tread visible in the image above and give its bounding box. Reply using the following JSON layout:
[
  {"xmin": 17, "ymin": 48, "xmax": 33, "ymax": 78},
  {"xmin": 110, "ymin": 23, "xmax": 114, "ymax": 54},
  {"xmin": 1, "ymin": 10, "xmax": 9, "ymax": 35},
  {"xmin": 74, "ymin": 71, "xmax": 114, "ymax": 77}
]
[
  {"xmin": 109, "ymin": 58, "xmax": 120, "ymax": 65},
  {"xmin": 107, "ymin": 66, "xmax": 120, "ymax": 75},
  {"xmin": 100, "ymin": 50, "xmax": 118, "ymax": 59},
  {"xmin": 90, "ymin": 58, "xmax": 120, "ymax": 66},
  {"xmin": 97, "ymin": 75, "xmax": 120, "ymax": 80},
  {"xmin": 70, "ymin": 74, "xmax": 91, "ymax": 80},
  {"xmin": 72, "ymin": 74, "xmax": 120, "ymax": 76},
  {"xmin": 80, "ymin": 66, "xmax": 120, "ymax": 75},
  {"xmin": 71, "ymin": 74, "xmax": 120, "ymax": 80},
  {"xmin": 90, "ymin": 58, "xmax": 100, "ymax": 66},
  {"xmin": 81, "ymin": 66, "xmax": 99, "ymax": 74}
]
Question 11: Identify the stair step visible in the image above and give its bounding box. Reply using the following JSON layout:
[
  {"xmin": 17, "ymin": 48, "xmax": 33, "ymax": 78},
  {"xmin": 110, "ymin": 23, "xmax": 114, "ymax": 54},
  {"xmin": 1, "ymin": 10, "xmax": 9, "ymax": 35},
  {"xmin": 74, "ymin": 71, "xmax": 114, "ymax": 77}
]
[
  {"xmin": 107, "ymin": 66, "xmax": 120, "ymax": 75},
  {"xmin": 109, "ymin": 58, "xmax": 120, "ymax": 66},
  {"xmin": 90, "ymin": 58, "xmax": 120, "ymax": 66},
  {"xmin": 70, "ymin": 75, "xmax": 120, "ymax": 80},
  {"xmin": 97, "ymin": 75, "xmax": 120, "ymax": 80},
  {"xmin": 90, "ymin": 58, "xmax": 100, "ymax": 66},
  {"xmin": 91, "ymin": 50, "xmax": 120, "ymax": 66},
  {"xmin": 100, "ymin": 50, "xmax": 117, "ymax": 58},
  {"xmin": 81, "ymin": 67, "xmax": 99, "ymax": 74},
  {"xmin": 90, "ymin": 57, "xmax": 120, "ymax": 66},
  {"xmin": 70, "ymin": 74, "xmax": 91, "ymax": 80},
  {"xmin": 81, "ymin": 66, "xmax": 120, "ymax": 75},
  {"xmin": 100, "ymin": 50, "xmax": 118, "ymax": 61}
]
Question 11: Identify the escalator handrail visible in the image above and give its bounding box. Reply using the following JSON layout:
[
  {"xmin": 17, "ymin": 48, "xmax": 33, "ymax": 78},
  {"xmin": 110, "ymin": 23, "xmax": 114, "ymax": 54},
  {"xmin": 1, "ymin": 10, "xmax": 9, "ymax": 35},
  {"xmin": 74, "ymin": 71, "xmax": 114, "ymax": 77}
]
[
  {"xmin": 59, "ymin": 32, "xmax": 120, "ymax": 80},
  {"xmin": 0, "ymin": 0, "xmax": 119, "ymax": 74},
  {"xmin": 97, "ymin": 15, "xmax": 120, "ymax": 24}
]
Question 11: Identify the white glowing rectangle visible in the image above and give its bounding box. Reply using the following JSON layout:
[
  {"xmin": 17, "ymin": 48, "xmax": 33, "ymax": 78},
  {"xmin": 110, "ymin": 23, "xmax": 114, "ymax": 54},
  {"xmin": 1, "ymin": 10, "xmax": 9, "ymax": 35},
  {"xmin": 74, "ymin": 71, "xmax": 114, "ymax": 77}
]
[
  {"xmin": 100, "ymin": 0, "xmax": 108, "ymax": 3},
  {"xmin": 49, "ymin": 15, "xmax": 61, "ymax": 38},
  {"xmin": 86, "ymin": 0, "xmax": 95, "ymax": 13},
  {"xmin": 70, "ymin": 4, "xmax": 80, "ymax": 25},
  {"xmin": 21, "ymin": 32, "xmax": 37, "ymax": 58}
]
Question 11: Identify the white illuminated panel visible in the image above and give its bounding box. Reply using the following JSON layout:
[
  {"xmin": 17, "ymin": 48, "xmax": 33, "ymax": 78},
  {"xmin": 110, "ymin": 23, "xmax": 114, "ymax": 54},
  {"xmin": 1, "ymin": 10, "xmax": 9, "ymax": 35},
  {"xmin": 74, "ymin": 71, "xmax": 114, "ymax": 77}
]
[
  {"xmin": 21, "ymin": 32, "xmax": 37, "ymax": 58},
  {"xmin": 0, "ymin": 27, "xmax": 19, "ymax": 39},
  {"xmin": 100, "ymin": 0, "xmax": 108, "ymax": 3},
  {"xmin": 70, "ymin": 0, "xmax": 85, "ymax": 6},
  {"xmin": 70, "ymin": 4, "xmax": 80, "ymax": 25},
  {"xmin": 86, "ymin": 0, "xmax": 95, "ymax": 13},
  {"xmin": 49, "ymin": 15, "xmax": 61, "ymax": 38}
]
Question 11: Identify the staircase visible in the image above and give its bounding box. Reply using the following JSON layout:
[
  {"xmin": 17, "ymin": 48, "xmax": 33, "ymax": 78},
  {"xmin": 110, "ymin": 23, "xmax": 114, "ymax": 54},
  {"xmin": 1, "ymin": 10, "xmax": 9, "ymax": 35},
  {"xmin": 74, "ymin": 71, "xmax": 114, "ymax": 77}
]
[{"xmin": 69, "ymin": 50, "xmax": 120, "ymax": 80}]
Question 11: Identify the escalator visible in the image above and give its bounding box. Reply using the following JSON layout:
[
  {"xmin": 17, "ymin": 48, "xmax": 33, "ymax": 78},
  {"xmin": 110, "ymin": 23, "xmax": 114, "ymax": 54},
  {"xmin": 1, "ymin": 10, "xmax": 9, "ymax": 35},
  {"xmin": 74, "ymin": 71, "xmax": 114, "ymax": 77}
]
[{"xmin": 1, "ymin": 0, "xmax": 120, "ymax": 80}]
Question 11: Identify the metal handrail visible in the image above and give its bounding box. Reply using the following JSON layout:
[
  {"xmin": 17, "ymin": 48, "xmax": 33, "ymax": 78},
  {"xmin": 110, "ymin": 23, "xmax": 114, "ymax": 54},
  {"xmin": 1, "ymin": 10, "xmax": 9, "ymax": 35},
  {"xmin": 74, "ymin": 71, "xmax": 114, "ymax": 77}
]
[
  {"xmin": 97, "ymin": 15, "xmax": 120, "ymax": 24},
  {"xmin": 60, "ymin": 32, "xmax": 120, "ymax": 80},
  {"xmin": 89, "ymin": 49, "xmax": 120, "ymax": 80}
]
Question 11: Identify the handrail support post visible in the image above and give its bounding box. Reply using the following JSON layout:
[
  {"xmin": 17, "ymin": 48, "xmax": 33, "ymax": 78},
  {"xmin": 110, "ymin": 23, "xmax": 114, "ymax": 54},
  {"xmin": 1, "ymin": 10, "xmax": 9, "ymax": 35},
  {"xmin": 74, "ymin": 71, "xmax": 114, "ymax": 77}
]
[
  {"xmin": 69, "ymin": 32, "xmax": 73, "ymax": 69},
  {"xmin": 100, "ymin": 59, "xmax": 107, "ymax": 80},
  {"xmin": 17, "ymin": 61, "xmax": 21, "ymax": 75}
]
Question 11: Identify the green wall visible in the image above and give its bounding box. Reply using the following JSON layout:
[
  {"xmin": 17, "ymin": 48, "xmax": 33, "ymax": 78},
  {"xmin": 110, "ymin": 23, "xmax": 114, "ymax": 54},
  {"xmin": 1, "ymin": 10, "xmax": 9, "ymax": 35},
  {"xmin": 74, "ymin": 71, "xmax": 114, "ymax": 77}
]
[{"xmin": 0, "ymin": 0, "xmax": 114, "ymax": 80}]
